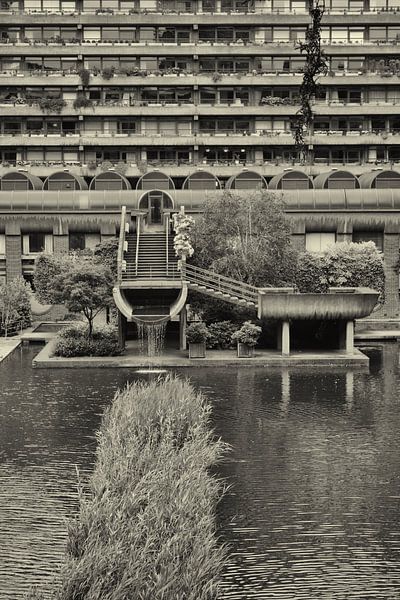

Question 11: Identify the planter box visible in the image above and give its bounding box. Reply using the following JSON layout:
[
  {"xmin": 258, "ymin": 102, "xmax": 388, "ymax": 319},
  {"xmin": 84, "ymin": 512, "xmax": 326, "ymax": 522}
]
[
  {"xmin": 189, "ymin": 342, "xmax": 206, "ymax": 358},
  {"xmin": 237, "ymin": 342, "xmax": 255, "ymax": 358}
]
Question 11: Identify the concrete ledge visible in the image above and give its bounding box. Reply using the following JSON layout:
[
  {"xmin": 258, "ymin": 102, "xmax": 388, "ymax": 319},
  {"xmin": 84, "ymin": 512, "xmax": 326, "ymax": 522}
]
[
  {"xmin": 0, "ymin": 339, "xmax": 21, "ymax": 363},
  {"xmin": 33, "ymin": 340, "xmax": 369, "ymax": 369}
]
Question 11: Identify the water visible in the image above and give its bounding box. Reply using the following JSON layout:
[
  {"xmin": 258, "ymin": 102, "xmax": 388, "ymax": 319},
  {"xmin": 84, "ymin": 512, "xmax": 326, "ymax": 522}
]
[
  {"xmin": 1, "ymin": 344, "xmax": 400, "ymax": 598},
  {"xmin": 136, "ymin": 321, "xmax": 167, "ymax": 356}
]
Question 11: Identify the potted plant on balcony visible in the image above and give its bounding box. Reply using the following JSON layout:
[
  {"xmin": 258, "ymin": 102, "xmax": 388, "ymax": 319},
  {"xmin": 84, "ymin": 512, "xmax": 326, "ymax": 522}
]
[
  {"xmin": 186, "ymin": 322, "xmax": 209, "ymax": 358},
  {"xmin": 232, "ymin": 321, "xmax": 262, "ymax": 358}
]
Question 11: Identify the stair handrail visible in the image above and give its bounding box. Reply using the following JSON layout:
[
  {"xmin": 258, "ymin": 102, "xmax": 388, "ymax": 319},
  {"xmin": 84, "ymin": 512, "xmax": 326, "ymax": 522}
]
[
  {"xmin": 117, "ymin": 205, "xmax": 127, "ymax": 284},
  {"xmin": 186, "ymin": 275, "xmax": 257, "ymax": 303},
  {"xmin": 135, "ymin": 214, "xmax": 140, "ymax": 277},
  {"xmin": 165, "ymin": 214, "xmax": 169, "ymax": 276},
  {"xmin": 184, "ymin": 263, "xmax": 259, "ymax": 294}
]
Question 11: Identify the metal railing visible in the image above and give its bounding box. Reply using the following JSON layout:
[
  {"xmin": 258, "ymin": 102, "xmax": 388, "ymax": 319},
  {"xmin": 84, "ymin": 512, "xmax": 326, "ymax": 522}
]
[
  {"xmin": 183, "ymin": 263, "xmax": 258, "ymax": 304},
  {"xmin": 117, "ymin": 204, "xmax": 127, "ymax": 284},
  {"xmin": 135, "ymin": 215, "xmax": 140, "ymax": 277}
]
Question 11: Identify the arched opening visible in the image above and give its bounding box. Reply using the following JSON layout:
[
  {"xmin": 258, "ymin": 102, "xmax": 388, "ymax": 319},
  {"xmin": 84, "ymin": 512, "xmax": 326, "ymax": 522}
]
[
  {"xmin": 182, "ymin": 171, "xmax": 220, "ymax": 190},
  {"xmin": 269, "ymin": 170, "xmax": 313, "ymax": 190},
  {"xmin": 226, "ymin": 171, "xmax": 268, "ymax": 190},
  {"xmin": 314, "ymin": 170, "xmax": 359, "ymax": 190},
  {"xmin": 43, "ymin": 171, "xmax": 87, "ymax": 191},
  {"xmin": 359, "ymin": 170, "xmax": 400, "ymax": 189},
  {"xmin": 136, "ymin": 171, "xmax": 175, "ymax": 190},
  {"xmin": 138, "ymin": 190, "xmax": 174, "ymax": 225},
  {"xmin": 0, "ymin": 171, "xmax": 43, "ymax": 191},
  {"xmin": 89, "ymin": 171, "xmax": 131, "ymax": 191}
]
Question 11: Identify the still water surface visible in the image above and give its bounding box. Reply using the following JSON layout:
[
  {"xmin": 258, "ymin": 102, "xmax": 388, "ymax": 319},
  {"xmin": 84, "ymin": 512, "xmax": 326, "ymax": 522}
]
[{"xmin": 1, "ymin": 344, "xmax": 400, "ymax": 599}]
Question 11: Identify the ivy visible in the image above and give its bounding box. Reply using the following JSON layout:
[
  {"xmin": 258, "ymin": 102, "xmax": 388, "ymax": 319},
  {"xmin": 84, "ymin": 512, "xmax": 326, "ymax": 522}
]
[{"xmin": 293, "ymin": 0, "xmax": 328, "ymax": 159}]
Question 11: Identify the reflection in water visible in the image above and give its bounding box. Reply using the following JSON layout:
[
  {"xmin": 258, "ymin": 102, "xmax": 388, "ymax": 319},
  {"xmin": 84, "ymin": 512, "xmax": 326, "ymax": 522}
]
[{"xmin": 1, "ymin": 345, "xmax": 400, "ymax": 598}]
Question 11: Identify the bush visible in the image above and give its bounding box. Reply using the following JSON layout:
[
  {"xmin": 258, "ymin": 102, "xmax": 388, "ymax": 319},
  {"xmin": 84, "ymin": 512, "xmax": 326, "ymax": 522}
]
[
  {"xmin": 231, "ymin": 321, "xmax": 262, "ymax": 347},
  {"xmin": 207, "ymin": 320, "xmax": 238, "ymax": 349},
  {"xmin": 186, "ymin": 321, "xmax": 209, "ymax": 343},
  {"xmin": 54, "ymin": 324, "xmax": 121, "ymax": 357},
  {"xmin": 40, "ymin": 376, "xmax": 228, "ymax": 599},
  {"xmin": 295, "ymin": 242, "xmax": 385, "ymax": 300}
]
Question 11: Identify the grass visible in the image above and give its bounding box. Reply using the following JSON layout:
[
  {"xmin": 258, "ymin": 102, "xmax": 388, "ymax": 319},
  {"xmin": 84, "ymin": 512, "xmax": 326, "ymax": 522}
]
[{"xmin": 28, "ymin": 375, "xmax": 229, "ymax": 600}]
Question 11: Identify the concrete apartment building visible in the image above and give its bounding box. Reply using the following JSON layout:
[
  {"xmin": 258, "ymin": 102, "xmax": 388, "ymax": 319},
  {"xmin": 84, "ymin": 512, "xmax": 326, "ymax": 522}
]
[{"xmin": 0, "ymin": 0, "xmax": 400, "ymax": 317}]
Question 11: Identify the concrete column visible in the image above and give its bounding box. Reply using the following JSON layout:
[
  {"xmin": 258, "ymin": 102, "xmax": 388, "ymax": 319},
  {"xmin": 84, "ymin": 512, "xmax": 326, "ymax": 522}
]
[
  {"xmin": 278, "ymin": 320, "xmax": 290, "ymax": 356},
  {"xmin": 345, "ymin": 320, "xmax": 354, "ymax": 354},
  {"xmin": 53, "ymin": 222, "xmax": 68, "ymax": 254},
  {"xmin": 118, "ymin": 312, "xmax": 127, "ymax": 350},
  {"xmin": 100, "ymin": 222, "xmax": 117, "ymax": 242},
  {"xmin": 5, "ymin": 222, "xmax": 22, "ymax": 281},
  {"xmin": 336, "ymin": 220, "xmax": 353, "ymax": 244},
  {"xmin": 179, "ymin": 305, "xmax": 187, "ymax": 350}
]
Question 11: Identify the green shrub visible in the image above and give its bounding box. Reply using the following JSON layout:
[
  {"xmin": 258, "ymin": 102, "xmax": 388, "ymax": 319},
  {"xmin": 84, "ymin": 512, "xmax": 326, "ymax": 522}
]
[
  {"xmin": 186, "ymin": 321, "xmax": 209, "ymax": 343},
  {"xmin": 54, "ymin": 323, "xmax": 121, "ymax": 357},
  {"xmin": 231, "ymin": 321, "xmax": 262, "ymax": 347},
  {"xmin": 51, "ymin": 376, "xmax": 228, "ymax": 599},
  {"xmin": 295, "ymin": 242, "xmax": 385, "ymax": 300},
  {"xmin": 207, "ymin": 320, "xmax": 238, "ymax": 349}
]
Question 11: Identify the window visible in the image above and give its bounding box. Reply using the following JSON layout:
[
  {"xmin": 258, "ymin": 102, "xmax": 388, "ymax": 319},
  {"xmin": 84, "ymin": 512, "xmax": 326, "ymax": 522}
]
[
  {"xmin": 69, "ymin": 233, "xmax": 86, "ymax": 251},
  {"xmin": 352, "ymin": 231, "xmax": 383, "ymax": 252},
  {"xmin": 28, "ymin": 233, "xmax": 46, "ymax": 253},
  {"xmin": 305, "ymin": 232, "xmax": 336, "ymax": 252}
]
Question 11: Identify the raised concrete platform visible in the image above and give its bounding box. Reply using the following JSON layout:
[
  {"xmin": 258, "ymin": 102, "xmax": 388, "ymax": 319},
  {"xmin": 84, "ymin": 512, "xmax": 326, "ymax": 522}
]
[
  {"xmin": 355, "ymin": 330, "xmax": 400, "ymax": 341},
  {"xmin": 33, "ymin": 339, "xmax": 369, "ymax": 369},
  {"xmin": 0, "ymin": 338, "xmax": 21, "ymax": 363}
]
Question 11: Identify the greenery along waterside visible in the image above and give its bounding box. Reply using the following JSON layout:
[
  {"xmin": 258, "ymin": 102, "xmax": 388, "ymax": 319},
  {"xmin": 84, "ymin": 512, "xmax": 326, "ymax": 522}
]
[{"xmin": 27, "ymin": 376, "xmax": 228, "ymax": 599}]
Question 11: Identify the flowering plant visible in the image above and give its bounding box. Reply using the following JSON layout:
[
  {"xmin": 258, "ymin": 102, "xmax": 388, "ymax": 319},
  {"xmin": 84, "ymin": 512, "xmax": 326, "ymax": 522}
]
[
  {"xmin": 231, "ymin": 321, "xmax": 262, "ymax": 347},
  {"xmin": 172, "ymin": 212, "xmax": 195, "ymax": 259}
]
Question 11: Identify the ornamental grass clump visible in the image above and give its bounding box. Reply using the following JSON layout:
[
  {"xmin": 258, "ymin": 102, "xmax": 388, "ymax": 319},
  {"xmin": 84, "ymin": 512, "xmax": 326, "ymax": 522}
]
[{"xmin": 55, "ymin": 376, "xmax": 229, "ymax": 600}]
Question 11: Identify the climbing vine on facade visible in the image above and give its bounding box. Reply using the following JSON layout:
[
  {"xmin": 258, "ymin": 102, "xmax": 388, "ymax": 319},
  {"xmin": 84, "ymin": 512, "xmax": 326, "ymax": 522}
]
[{"xmin": 293, "ymin": 0, "xmax": 328, "ymax": 159}]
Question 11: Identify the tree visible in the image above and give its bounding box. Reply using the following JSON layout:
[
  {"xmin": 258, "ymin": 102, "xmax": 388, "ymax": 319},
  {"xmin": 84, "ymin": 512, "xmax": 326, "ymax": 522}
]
[
  {"xmin": 0, "ymin": 277, "xmax": 31, "ymax": 336},
  {"xmin": 34, "ymin": 254, "xmax": 114, "ymax": 337},
  {"xmin": 192, "ymin": 190, "xmax": 298, "ymax": 287},
  {"xmin": 51, "ymin": 261, "xmax": 114, "ymax": 337}
]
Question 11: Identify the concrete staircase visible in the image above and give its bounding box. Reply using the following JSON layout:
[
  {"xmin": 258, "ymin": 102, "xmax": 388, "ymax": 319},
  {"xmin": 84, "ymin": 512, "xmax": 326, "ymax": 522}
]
[
  {"xmin": 184, "ymin": 264, "xmax": 258, "ymax": 310},
  {"xmin": 122, "ymin": 231, "xmax": 179, "ymax": 279}
]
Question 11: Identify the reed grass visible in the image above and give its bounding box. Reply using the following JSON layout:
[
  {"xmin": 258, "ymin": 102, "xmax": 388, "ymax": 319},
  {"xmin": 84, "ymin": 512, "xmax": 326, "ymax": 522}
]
[{"xmin": 37, "ymin": 375, "xmax": 228, "ymax": 600}]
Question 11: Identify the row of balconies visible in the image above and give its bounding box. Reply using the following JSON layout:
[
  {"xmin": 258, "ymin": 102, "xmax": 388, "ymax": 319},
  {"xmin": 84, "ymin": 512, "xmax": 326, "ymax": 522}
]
[
  {"xmin": 1, "ymin": 131, "xmax": 400, "ymax": 145},
  {"xmin": 4, "ymin": 37, "xmax": 400, "ymax": 47},
  {"xmin": 2, "ymin": 70, "xmax": 400, "ymax": 86},
  {"xmin": 2, "ymin": 43, "xmax": 400, "ymax": 57},
  {"xmin": 1, "ymin": 101, "xmax": 400, "ymax": 116},
  {"xmin": 3, "ymin": 9, "xmax": 400, "ymax": 25}
]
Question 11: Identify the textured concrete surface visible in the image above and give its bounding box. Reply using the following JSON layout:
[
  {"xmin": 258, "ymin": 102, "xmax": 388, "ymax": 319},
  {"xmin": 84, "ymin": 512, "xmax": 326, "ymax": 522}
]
[
  {"xmin": 0, "ymin": 339, "xmax": 21, "ymax": 363},
  {"xmin": 33, "ymin": 339, "xmax": 369, "ymax": 369}
]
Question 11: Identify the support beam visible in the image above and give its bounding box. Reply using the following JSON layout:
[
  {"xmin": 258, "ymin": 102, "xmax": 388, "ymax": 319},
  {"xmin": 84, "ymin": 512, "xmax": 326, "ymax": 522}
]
[
  {"xmin": 345, "ymin": 320, "xmax": 354, "ymax": 354},
  {"xmin": 179, "ymin": 305, "xmax": 187, "ymax": 350},
  {"xmin": 281, "ymin": 320, "xmax": 290, "ymax": 356}
]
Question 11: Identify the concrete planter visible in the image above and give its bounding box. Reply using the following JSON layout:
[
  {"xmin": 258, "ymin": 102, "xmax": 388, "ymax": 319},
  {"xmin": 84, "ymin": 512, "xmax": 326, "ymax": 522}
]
[
  {"xmin": 237, "ymin": 342, "xmax": 255, "ymax": 358},
  {"xmin": 189, "ymin": 342, "xmax": 206, "ymax": 358}
]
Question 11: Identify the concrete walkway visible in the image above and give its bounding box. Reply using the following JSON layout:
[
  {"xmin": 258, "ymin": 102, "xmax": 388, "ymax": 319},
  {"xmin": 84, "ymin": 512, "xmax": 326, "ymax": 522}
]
[
  {"xmin": 0, "ymin": 338, "xmax": 21, "ymax": 363},
  {"xmin": 33, "ymin": 338, "xmax": 369, "ymax": 369}
]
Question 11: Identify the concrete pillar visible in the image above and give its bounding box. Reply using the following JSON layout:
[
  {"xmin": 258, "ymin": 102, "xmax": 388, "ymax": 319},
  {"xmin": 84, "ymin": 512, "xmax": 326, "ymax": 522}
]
[
  {"xmin": 100, "ymin": 223, "xmax": 116, "ymax": 242},
  {"xmin": 5, "ymin": 222, "xmax": 22, "ymax": 281},
  {"xmin": 291, "ymin": 221, "xmax": 306, "ymax": 251},
  {"xmin": 382, "ymin": 232, "xmax": 400, "ymax": 317},
  {"xmin": 345, "ymin": 320, "xmax": 354, "ymax": 354},
  {"xmin": 336, "ymin": 220, "xmax": 353, "ymax": 244},
  {"xmin": 53, "ymin": 222, "xmax": 68, "ymax": 254},
  {"xmin": 277, "ymin": 321, "xmax": 290, "ymax": 355},
  {"xmin": 179, "ymin": 305, "xmax": 187, "ymax": 350},
  {"xmin": 118, "ymin": 312, "xmax": 126, "ymax": 350}
]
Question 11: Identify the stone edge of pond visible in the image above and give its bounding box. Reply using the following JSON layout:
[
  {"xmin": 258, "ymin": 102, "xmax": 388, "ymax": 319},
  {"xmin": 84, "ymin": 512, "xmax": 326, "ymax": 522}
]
[
  {"xmin": 0, "ymin": 339, "xmax": 21, "ymax": 363},
  {"xmin": 32, "ymin": 339, "xmax": 370, "ymax": 369}
]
